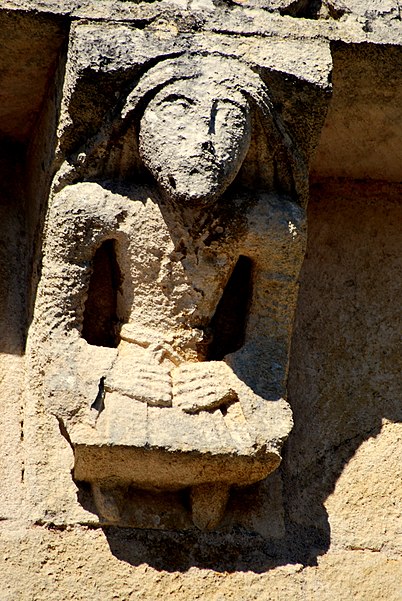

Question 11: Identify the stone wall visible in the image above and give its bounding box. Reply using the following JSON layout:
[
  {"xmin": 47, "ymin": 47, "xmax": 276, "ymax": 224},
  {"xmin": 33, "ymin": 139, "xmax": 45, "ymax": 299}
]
[{"xmin": 0, "ymin": 2, "xmax": 401, "ymax": 599}]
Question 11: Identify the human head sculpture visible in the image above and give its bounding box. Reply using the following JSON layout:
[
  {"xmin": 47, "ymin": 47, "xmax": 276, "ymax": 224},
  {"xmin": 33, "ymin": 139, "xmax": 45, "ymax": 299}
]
[
  {"xmin": 65, "ymin": 54, "xmax": 306, "ymax": 207},
  {"xmin": 139, "ymin": 77, "xmax": 250, "ymax": 206},
  {"xmin": 120, "ymin": 54, "xmax": 297, "ymax": 207}
]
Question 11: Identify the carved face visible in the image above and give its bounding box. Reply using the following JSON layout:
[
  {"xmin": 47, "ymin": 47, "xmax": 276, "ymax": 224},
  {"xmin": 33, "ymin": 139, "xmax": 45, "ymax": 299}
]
[{"xmin": 139, "ymin": 78, "xmax": 251, "ymax": 206}]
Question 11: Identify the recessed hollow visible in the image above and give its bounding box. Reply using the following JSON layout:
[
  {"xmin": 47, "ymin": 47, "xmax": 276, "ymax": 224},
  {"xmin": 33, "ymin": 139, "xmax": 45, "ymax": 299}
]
[
  {"xmin": 82, "ymin": 239, "xmax": 121, "ymax": 348},
  {"xmin": 207, "ymin": 255, "xmax": 253, "ymax": 361}
]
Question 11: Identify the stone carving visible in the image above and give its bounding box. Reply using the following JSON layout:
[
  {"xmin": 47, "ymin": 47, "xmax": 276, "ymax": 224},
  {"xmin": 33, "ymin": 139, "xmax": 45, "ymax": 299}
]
[{"xmin": 30, "ymin": 52, "xmax": 308, "ymax": 530}]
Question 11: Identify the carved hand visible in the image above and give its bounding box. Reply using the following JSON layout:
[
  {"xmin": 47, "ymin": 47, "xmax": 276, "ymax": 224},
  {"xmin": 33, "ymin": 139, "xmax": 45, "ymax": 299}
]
[
  {"xmin": 104, "ymin": 344, "xmax": 172, "ymax": 407},
  {"xmin": 171, "ymin": 361, "xmax": 238, "ymax": 414}
]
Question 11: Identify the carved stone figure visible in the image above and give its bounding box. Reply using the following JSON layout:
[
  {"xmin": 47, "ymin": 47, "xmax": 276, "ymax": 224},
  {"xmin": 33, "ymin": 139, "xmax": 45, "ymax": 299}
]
[{"xmin": 30, "ymin": 53, "xmax": 307, "ymax": 529}]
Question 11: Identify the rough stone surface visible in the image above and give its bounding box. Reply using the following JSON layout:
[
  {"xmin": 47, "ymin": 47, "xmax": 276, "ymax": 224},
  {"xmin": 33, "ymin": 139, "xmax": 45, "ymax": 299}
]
[
  {"xmin": 326, "ymin": 419, "xmax": 402, "ymax": 555},
  {"xmin": 0, "ymin": 526, "xmax": 401, "ymax": 600},
  {"xmin": 0, "ymin": 0, "xmax": 401, "ymax": 598},
  {"xmin": 25, "ymin": 18, "xmax": 322, "ymax": 530},
  {"xmin": 285, "ymin": 179, "xmax": 402, "ymax": 563}
]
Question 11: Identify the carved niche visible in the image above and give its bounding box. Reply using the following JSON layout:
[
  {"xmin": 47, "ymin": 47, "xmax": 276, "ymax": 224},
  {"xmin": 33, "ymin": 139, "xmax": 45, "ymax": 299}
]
[{"xmin": 30, "ymin": 47, "xmax": 311, "ymax": 530}]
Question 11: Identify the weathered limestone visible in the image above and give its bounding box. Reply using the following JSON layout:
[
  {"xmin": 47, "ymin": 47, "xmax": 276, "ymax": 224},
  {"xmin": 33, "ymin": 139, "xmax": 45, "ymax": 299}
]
[
  {"xmin": 26, "ymin": 22, "xmax": 329, "ymax": 529},
  {"xmin": 0, "ymin": 0, "xmax": 401, "ymax": 598},
  {"xmin": 287, "ymin": 180, "xmax": 402, "ymax": 556},
  {"xmin": 0, "ymin": 526, "xmax": 401, "ymax": 601}
]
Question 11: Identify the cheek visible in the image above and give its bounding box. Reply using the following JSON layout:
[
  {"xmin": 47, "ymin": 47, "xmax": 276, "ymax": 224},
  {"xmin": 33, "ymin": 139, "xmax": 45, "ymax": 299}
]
[
  {"xmin": 213, "ymin": 114, "xmax": 251, "ymax": 166},
  {"xmin": 141, "ymin": 111, "xmax": 205, "ymax": 161}
]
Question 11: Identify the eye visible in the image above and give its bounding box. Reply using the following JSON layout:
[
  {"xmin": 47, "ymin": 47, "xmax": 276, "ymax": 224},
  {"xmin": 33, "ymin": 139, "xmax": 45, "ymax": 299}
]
[
  {"xmin": 163, "ymin": 94, "xmax": 194, "ymax": 109},
  {"xmin": 210, "ymin": 100, "xmax": 246, "ymax": 135}
]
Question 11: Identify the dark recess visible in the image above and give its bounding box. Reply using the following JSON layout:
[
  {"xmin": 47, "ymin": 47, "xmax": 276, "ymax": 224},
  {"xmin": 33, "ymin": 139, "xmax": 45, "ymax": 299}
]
[
  {"xmin": 82, "ymin": 239, "xmax": 121, "ymax": 348},
  {"xmin": 207, "ymin": 255, "xmax": 253, "ymax": 361}
]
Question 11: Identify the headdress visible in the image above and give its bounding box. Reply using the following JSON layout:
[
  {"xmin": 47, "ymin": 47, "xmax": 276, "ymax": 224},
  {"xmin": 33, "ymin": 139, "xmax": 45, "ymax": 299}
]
[{"xmin": 58, "ymin": 53, "xmax": 308, "ymax": 204}]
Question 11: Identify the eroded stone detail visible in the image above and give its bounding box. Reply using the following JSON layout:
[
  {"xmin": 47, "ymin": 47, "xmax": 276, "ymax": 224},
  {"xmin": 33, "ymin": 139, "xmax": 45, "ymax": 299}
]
[{"xmin": 27, "ymin": 39, "xmax": 323, "ymax": 530}]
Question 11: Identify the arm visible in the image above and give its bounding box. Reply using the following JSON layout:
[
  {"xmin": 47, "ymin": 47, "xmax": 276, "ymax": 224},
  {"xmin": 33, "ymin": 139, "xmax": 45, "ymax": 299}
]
[{"xmin": 172, "ymin": 193, "xmax": 306, "ymax": 411}]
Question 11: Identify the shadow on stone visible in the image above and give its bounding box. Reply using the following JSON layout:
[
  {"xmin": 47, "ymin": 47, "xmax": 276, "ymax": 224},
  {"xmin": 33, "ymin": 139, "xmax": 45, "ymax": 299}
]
[{"xmin": 96, "ymin": 181, "xmax": 402, "ymax": 572}]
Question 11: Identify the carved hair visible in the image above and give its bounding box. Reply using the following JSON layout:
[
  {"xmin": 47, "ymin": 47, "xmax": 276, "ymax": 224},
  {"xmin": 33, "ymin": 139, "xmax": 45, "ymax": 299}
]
[
  {"xmin": 61, "ymin": 53, "xmax": 308, "ymax": 204},
  {"xmin": 122, "ymin": 54, "xmax": 274, "ymax": 119}
]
